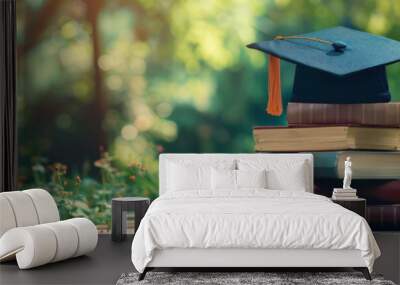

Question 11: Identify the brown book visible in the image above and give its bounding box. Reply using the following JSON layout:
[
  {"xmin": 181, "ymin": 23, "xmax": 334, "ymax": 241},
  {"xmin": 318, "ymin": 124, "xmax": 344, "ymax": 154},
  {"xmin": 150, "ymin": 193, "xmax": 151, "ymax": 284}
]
[
  {"xmin": 253, "ymin": 125, "xmax": 400, "ymax": 152},
  {"xmin": 287, "ymin": 102, "xmax": 400, "ymax": 127}
]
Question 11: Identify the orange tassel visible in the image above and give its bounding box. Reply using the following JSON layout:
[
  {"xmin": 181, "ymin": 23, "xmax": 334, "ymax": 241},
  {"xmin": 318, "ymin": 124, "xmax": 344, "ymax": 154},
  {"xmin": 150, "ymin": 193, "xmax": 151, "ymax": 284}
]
[{"xmin": 267, "ymin": 55, "xmax": 283, "ymax": 116}]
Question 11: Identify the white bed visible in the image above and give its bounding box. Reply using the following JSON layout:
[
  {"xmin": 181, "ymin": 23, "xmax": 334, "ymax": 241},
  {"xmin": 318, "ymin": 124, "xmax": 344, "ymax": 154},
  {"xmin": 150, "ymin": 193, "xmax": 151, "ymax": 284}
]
[{"xmin": 131, "ymin": 154, "xmax": 380, "ymax": 280}]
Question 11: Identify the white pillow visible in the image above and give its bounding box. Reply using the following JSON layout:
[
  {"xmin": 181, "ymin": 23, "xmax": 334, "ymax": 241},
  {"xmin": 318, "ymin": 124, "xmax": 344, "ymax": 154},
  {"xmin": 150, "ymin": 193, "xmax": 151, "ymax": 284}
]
[
  {"xmin": 237, "ymin": 159, "xmax": 309, "ymax": 191},
  {"xmin": 236, "ymin": 169, "xmax": 267, "ymax": 188},
  {"xmin": 211, "ymin": 169, "xmax": 268, "ymax": 190},
  {"xmin": 167, "ymin": 163, "xmax": 211, "ymax": 191},
  {"xmin": 166, "ymin": 159, "xmax": 236, "ymax": 192},
  {"xmin": 211, "ymin": 169, "xmax": 236, "ymax": 190}
]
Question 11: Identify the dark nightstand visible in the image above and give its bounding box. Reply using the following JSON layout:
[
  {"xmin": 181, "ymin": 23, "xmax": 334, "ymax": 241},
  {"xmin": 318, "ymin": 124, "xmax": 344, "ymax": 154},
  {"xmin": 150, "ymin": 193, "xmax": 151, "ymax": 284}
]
[
  {"xmin": 331, "ymin": 198, "xmax": 366, "ymax": 218},
  {"xmin": 111, "ymin": 197, "xmax": 150, "ymax": 242}
]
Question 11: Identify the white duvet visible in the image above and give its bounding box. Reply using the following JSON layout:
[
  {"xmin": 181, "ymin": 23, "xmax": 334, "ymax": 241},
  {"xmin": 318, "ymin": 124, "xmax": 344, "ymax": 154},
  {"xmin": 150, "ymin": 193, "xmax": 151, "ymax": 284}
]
[{"xmin": 131, "ymin": 190, "xmax": 380, "ymax": 273}]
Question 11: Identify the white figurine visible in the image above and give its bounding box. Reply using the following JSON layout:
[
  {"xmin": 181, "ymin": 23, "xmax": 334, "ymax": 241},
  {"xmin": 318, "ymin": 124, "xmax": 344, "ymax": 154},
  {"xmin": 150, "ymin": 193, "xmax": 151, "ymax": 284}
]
[{"xmin": 343, "ymin": 156, "xmax": 352, "ymax": 189}]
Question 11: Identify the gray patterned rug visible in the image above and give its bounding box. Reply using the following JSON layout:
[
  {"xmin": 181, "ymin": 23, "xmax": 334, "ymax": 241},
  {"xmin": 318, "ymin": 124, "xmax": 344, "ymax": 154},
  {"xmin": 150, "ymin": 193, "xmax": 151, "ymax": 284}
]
[{"xmin": 116, "ymin": 272, "xmax": 395, "ymax": 285}]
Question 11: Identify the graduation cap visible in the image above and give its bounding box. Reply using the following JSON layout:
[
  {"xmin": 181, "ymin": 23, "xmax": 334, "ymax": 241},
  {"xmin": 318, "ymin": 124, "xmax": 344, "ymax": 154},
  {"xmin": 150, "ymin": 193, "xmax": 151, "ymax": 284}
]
[{"xmin": 247, "ymin": 26, "xmax": 400, "ymax": 116}]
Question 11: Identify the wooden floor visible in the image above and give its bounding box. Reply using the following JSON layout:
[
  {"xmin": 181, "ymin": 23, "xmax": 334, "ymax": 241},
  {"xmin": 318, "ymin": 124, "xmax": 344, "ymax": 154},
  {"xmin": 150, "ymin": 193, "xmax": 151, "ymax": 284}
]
[
  {"xmin": 1, "ymin": 232, "xmax": 398, "ymax": 284},
  {"xmin": 0, "ymin": 235, "xmax": 134, "ymax": 285}
]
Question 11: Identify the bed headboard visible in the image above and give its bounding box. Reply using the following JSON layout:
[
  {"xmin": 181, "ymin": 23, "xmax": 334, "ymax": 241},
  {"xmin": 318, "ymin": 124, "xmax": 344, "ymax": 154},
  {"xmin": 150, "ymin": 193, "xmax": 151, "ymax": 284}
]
[{"xmin": 159, "ymin": 153, "xmax": 314, "ymax": 195}]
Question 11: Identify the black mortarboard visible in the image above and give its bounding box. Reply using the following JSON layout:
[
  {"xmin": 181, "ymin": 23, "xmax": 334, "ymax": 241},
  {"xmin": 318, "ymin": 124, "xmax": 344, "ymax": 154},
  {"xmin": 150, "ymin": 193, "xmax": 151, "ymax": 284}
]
[{"xmin": 247, "ymin": 26, "xmax": 400, "ymax": 116}]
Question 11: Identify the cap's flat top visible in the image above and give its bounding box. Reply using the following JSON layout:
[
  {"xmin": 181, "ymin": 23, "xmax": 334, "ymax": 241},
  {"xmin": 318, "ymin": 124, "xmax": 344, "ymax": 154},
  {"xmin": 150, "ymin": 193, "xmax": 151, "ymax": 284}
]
[{"xmin": 247, "ymin": 26, "xmax": 400, "ymax": 76}]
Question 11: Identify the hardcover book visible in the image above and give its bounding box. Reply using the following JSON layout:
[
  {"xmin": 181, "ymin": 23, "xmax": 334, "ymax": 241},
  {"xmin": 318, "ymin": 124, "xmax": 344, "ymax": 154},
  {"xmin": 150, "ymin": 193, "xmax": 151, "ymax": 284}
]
[
  {"xmin": 332, "ymin": 195, "xmax": 359, "ymax": 200},
  {"xmin": 313, "ymin": 151, "xmax": 400, "ymax": 179},
  {"xmin": 287, "ymin": 102, "xmax": 400, "ymax": 126},
  {"xmin": 253, "ymin": 126, "xmax": 400, "ymax": 152},
  {"xmin": 315, "ymin": 179, "xmax": 400, "ymax": 205},
  {"xmin": 332, "ymin": 192, "xmax": 358, "ymax": 196}
]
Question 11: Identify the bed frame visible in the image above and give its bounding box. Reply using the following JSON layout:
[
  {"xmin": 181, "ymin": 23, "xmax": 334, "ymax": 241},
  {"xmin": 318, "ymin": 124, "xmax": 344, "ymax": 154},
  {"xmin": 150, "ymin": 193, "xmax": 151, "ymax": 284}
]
[
  {"xmin": 140, "ymin": 249, "xmax": 370, "ymax": 280},
  {"xmin": 139, "ymin": 154, "xmax": 372, "ymax": 281}
]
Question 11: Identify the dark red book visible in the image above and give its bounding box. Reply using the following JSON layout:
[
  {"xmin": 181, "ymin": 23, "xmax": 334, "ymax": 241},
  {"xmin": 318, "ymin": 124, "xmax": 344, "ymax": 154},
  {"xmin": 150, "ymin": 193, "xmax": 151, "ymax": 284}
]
[
  {"xmin": 287, "ymin": 102, "xmax": 400, "ymax": 127},
  {"xmin": 314, "ymin": 179, "xmax": 400, "ymax": 205}
]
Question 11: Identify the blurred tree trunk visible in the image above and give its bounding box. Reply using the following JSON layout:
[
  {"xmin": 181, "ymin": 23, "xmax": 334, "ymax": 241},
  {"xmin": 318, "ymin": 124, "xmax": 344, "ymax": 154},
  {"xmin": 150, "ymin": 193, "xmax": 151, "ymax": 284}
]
[
  {"xmin": 85, "ymin": 0, "xmax": 107, "ymax": 151},
  {"xmin": 18, "ymin": 0, "xmax": 63, "ymax": 57},
  {"xmin": 17, "ymin": 0, "xmax": 64, "ymax": 110}
]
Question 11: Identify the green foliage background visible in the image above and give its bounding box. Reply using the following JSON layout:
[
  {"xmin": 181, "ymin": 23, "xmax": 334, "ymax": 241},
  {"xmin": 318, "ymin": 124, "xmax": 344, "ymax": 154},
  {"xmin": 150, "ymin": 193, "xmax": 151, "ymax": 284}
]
[{"xmin": 17, "ymin": 0, "xmax": 400, "ymax": 225}]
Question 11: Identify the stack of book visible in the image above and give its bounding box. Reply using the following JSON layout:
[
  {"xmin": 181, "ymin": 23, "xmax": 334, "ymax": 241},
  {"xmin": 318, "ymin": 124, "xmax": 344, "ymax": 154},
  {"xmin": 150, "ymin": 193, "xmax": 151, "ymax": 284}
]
[
  {"xmin": 332, "ymin": 188, "xmax": 358, "ymax": 200},
  {"xmin": 253, "ymin": 102, "xmax": 400, "ymax": 230}
]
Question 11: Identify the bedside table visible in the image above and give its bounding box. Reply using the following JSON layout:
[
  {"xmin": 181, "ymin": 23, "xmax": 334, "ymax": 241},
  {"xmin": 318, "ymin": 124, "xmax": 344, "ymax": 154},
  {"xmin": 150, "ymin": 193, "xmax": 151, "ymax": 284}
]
[
  {"xmin": 111, "ymin": 197, "xmax": 150, "ymax": 242},
  {"xmin": 331, "ymin": 198, "xmax": 366, "ymax": 218}
]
